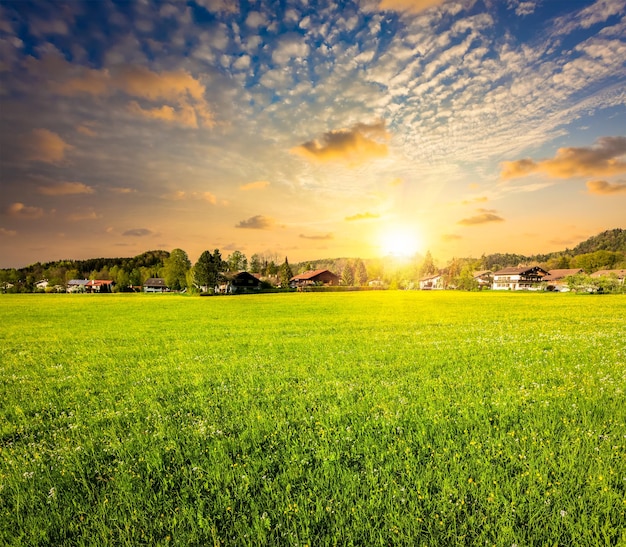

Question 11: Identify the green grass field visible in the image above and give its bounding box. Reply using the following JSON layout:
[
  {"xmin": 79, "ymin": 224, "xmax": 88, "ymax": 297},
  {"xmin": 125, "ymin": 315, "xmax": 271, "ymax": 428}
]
[{"xmin": 1, "ymin": 292, "xmax": 625, "ymax": 546}]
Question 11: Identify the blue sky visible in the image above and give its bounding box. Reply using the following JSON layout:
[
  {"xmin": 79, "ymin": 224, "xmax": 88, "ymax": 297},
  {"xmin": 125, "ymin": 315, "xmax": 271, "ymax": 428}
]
[{"xmin": 0, "ymin": 0, "xmax": 625, "ymax": 268}]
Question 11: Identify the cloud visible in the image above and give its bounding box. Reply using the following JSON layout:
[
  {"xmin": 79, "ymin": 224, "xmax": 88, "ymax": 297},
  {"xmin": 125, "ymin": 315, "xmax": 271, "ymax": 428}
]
[
  {"xmin": 38, "ymin": 181, "xmax": 94, "ymax": 195},
  {"xmin": 199, "ymin": 191, "xmax": 218, "ymax": 204},
  {"xmin": 442, "ymin": 233, "xmax": 463, "ymax": 241},
  {"xmin": 245, "ymin": 11, "xmax": 268, "ymax": 28},
  {"xmin": 291, "ymin": 121, "xmax": 389, "ymax": 166},
  {"xmin": 458, "ymin": 209, "xmax": 505, "ymax": 225},
  {"xmin": 461, "ymin": 196, "xmax": 488, "ymax": 205},
  {"xmin": 48, "ymin": 59, "xmax": 213, "ymax": 128},
  {"xmin": 161, "ymin": 190, "xmax": 217, "ymax": 203},
  {"xmin": 22, "ymin": 129, "xmax": 72, "ymax": 164},
  {"xmin": 76, "ymin": 124, "xmax": 97, "ymax": 137},
  {"xmin": 389, "ymin": 178, "xmax": 404, "ymax": 186},
  {"xmin": 235, "ymin": 215, "xmax": 275, "ymax": 229},
  {"xmin": 122, "ymin": 228, "xmax": 153, "ymax": 236},
  {"xmin": 6, "ymin": 202, "xmax": 44, "ymax": 219},
  {"xmin": 240, "ymin": 180, "xmax": 270, "ymax": 191},
  {"xmin": 299, "ymin": 233, "xmax": 334, "ymax": 240},
  {"xmin": 586, "ymin": 179, "xmax": 626, "ymax": 195},
  {"xmin": 67, "ymin": 209, "xmax": 101, "ymax": 221},
  {"xmin": 0, "ymin": 228, "xmax": 17, "ymax": 236},
  {"xmin": 378, "ymin": 0, "xmax": 447, "ymax": 14},
  {"xmin": 109, "ymin": 187, "xmax": 136, "ymax": 194},
  {"xmin": 501, "ymin": 136, "xmax": 626, "ymax": 180},
  {"xmin": 345, "ymin": 211, "xmax": 380, "ymax": 221},
  {"xmin": 272, "ymin": 32, "xmax": 309, "ymax": 64}
]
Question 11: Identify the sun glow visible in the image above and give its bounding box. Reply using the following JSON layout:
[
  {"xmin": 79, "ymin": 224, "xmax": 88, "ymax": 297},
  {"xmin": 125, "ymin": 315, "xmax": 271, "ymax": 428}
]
[{"xmin": 379, "ymin": 226, "xmax": 423, "ymax": 257}]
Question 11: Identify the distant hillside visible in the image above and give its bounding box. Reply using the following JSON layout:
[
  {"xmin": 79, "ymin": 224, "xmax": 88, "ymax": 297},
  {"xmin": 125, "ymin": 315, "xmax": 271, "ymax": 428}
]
[{"xmin": 570, "ymin": 228, "xmax": 626, "ymax": 254}]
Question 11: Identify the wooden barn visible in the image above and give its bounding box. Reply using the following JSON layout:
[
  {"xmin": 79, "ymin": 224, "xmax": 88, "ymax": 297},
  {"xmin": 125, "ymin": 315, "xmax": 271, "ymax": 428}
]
[{"xmin": 290, "ymin": 269, "xmax": 339, "ymax": 288}]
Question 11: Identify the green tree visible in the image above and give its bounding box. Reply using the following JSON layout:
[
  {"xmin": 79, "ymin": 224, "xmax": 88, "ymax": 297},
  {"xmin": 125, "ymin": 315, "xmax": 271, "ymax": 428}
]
[
  {"xmin": 279, "ymin": 257, "xmax": 293, "ymax": 288},
  {"xmin": 227, "ymin": 250, "xmax": 248, "ymax": 272},
  {"xmin": 354, "ymin": 259, "xmax": 368, "ymax": 286},
  {"xmin": 249, "ymin": 254, "xmax": 262, "ymax": 274},
  {"xmin": 419, "ymin": 251, "xmax": 437, "ymax": 277},
  {"xmin": 164, "ymin": 248, "xmax": 191, "ymax": 290},
  {"xmin": 194, "ymin": 249, "xmax": 225, "ymax": 293},
  {"xmin": 341, "ymin": 261, "xmax": 355, "ymax": 286}
]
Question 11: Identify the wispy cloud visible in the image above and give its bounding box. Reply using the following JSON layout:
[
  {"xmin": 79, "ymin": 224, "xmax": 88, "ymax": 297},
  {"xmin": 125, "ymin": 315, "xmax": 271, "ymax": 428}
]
[
  {"xmin": 240, "ymin": 180, "xmax": 270, "ymax": 191},
  {"xmin": 291, "ymin": 121, "xmax": 389, "ymax": 166},
  {"xmin": 501, "ymin": 136, "xmax": 626, "ymax": 180},
  {"xmin": 345, "ymin": 212, "xmax": 380, "ymax": 221},
  {"xmin": 6, "ymin": 202, "xmax": 45, "ymax": 219},
  {"xmin": 21, "ymin": 129, "xmax": 72, "ymax": 164},
  {"xmin": 122, "ymin": 228, "xmax": 153, "ymax": 237},
  {"xmin": 586, "ymin": 179, "xmax": 626, "ymax": 195},
  {"xmin": 299, "ymin": 233, "xmax": 334, "ymax": 240},
  {"xmin": 0, "ymin": 228, "xmax": 17, "ymax": 237},
  {"xmin": 458, "ymin": 209, "xmax": 505, "ymax": 225},
  {"xmin": 442, "ymin": 233, "xmax": 463, "ymax": 241},
  {"xmin": 235, "ymin": 215, "xmax": 275, "ymax": 229},
  {"xmin": 378, "ymin": 0, "xmax": 447, "ymax": 14},
  {"xmin": 38, "ymin": 182, "xmax": 94, "ymax": 195},
  {"xmin": 67, "ymin": 209, "xmax": 101, "ymax": 221}
]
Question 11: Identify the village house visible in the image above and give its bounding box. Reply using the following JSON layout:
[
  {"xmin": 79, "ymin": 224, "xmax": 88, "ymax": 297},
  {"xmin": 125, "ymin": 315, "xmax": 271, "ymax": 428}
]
[
  {"xmin": 419, "ymin": 273, "xmax": 444, "ymax": 290},
  {"xmin": 473, "ymin": 270, "xmax": 493, "ymax": 288},
  {"xmin": 492, "ymin": 266, "xmax": 548, "ymax": 290},
  {"xmin": 217, "ymin": 271, "xmax": 262, "ymax": 294},
  {"xmin": 143, "ymin": 278, "xmax": 168, "ymax": 292},
  {"xmin": 67, "ymin": 279, "xmax": 89, "ymax": 293},
  {"xmin": 543, "ymin": 269, "xmax": 584, "ymax": 292},
  {"xmin": 290, "ymin": 269, "xmax": 339, "ymax": 289},
  {"xmin": 590, "ymin": 269, "xmax": 626, "ymax": 284},
  {"xmin": 85, "ymin": 280, "xmax": 114, "ymax": 293}
]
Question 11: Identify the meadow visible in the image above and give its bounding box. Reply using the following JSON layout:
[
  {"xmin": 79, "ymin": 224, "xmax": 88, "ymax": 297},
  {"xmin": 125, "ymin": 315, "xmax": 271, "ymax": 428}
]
[{"xmin": 1, "ymin": 291, "xmax": 625, "ymax": 546}]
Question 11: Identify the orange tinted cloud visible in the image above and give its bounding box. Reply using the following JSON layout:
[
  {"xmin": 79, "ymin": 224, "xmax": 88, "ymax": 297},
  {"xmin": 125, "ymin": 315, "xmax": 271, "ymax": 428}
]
[
  {"xmin": 299, "ymin": 233, "xmax": 334, "ymax": 240},
  {"xmin": 236, "ymin": 215, "xmax": 275, "ymax": 229},
  {"xmin": 501, "ymin": 136, "xmax": 626, "ymax": 180},
  {"xmin": 586, "ymin": 179, "xmax": 626, "ymax": 195},
  {"xmin": 0, "ymin": 228, "xmax": 17, "ymax": 237},
  {"xmin": 37, "ymin": 54, "xmax": 213, "ymax": 128},
  {"xmin": 22, "ymin": 128, "xmax": 72, "ymax": 164},
  {"xmin": 38, "ymin": 181, "xmax": 94, "ymax": 195},
  {"xmin": 291, "ymin": 121, "xmax": 389, "ymax": 166},
  {"xmin": 379, "ymin": 0, "xmax": 447, "ymax": 13},
  {"xmin": 458, "ymin": 208, "xmax": 504, "ymax": 225},
  {"xmin": 240, "ymin": 180, "xmax": 270, "ymax": 190},
  {"xmin": 7, "ymin": 202, "xmax": 44, "ymax": 219},
  {"xmin": 345, "ymin": 211, "xmax": 380, "ymax": 221}
]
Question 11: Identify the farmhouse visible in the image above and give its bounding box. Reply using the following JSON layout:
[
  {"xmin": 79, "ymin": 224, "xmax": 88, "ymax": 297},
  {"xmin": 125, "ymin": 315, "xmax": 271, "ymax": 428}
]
[
  {"xmin": 67, "ymin": 279, "xmax": 89, "ymax": 293},
  {"xmin": 218, "ymin": 271, "xmax": 262, "ymax": 294},
  {"xmin": 85, "ymin": 279, "xmax": 114, "ymax": 293},
  {"xmin": 543, "ymin": 268, "xmax": 584, "ymax": 292},
  {"xmin": 419, "ymin": 273, "xmax": 444, "ymax": 290},
  {"xmin": 473, "ymin": 270, "xmax": 493, "ymax": 288},
  {"xmin": 590, "ymin": 269, "xmax": 626, "ymax": 284},
  {"xmin": 290, "ymin": 269, "xmax": 339, "ymax": 288},
  {"xmin": 492, "ymin": 266, "xmax": 548, "ymax": 290},
  {"xmin": 143, "ymin": 278, "xmax": 168, "ymax": 292}
]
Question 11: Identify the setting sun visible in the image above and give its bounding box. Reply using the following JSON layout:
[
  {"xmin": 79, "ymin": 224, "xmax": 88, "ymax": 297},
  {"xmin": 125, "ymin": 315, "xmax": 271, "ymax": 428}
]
[{"xmin": 379, "ymin": 226, "xmax": 423, "ymax": 258}]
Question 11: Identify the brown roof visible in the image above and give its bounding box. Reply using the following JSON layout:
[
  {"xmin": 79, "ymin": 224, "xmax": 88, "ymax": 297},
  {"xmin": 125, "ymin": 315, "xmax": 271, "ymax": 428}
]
[
  {"xmin": 544, "ymin": 269, "xmax": 583, "ymax": 282},
  {"xmin": 290, "ymin": 269, "xmax": 337, "ymax": 281},
  {"xmin": 493, "ymin": 266, "xmax": 547, "ymax": 276},
  {"xmin": 473, "ymin": 270, "xmax": 492, "ymax": 278}
]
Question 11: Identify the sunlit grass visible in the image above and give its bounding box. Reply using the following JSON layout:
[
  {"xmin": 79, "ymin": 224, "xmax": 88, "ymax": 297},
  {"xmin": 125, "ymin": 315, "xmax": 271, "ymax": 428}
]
[{"xmin": 1, "ymin": 292, "xmax": 625, "ymax": 545}]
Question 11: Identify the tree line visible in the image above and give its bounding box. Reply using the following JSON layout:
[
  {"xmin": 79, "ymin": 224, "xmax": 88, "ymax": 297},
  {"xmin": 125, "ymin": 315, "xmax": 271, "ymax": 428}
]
[{"xmin": 1, "ymin": 229, "xmax": 624, "ymax": 293}]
